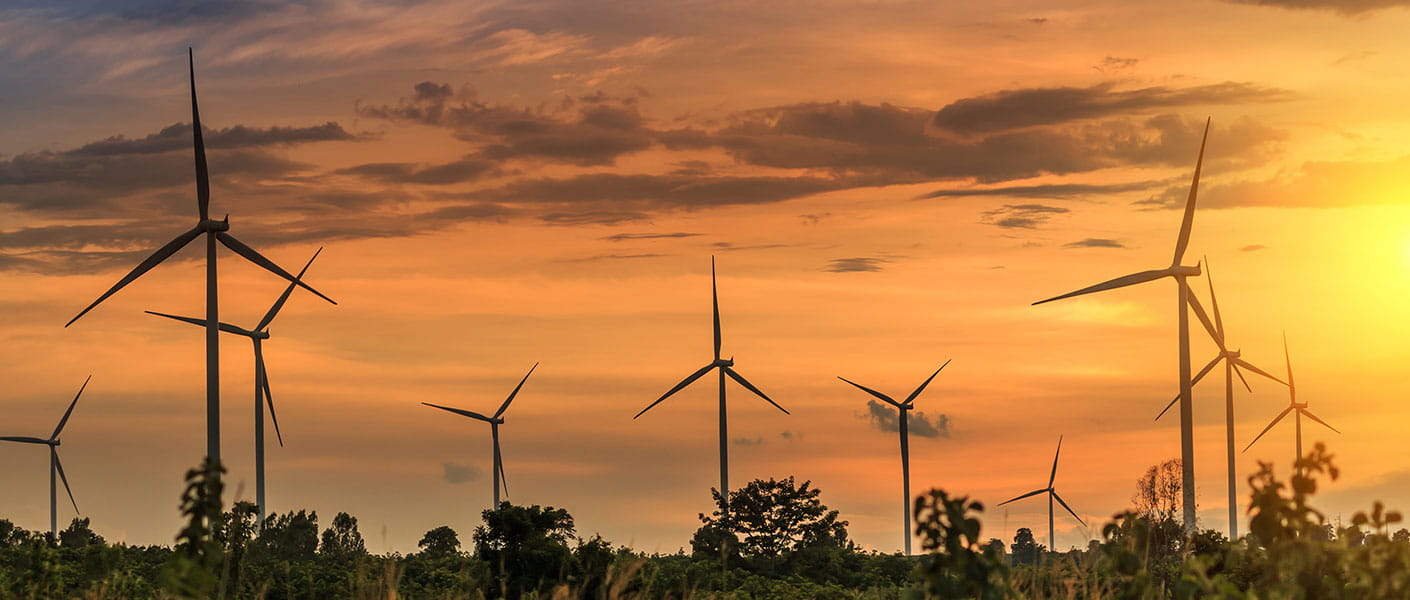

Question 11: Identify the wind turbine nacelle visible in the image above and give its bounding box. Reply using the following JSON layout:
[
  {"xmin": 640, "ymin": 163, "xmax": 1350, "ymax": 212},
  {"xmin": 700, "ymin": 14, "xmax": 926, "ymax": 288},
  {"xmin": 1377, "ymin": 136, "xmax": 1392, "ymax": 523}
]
[
  {"xmin": 712, "ymin": 358, "xmax": 735, "ymax": 367},
  {"xmin": 1169, "ymin": 264, "xmax": 1201, "ymax": 277},
  {"xmin": 252, "ymin": 330, "xmax": 271, "ymax": 340},
  {"xmin": 1293, "ymin": 402, "xmax": 1308, "ymax": 409},
  {"xmin": 198, "ymin": 219, "xmax": 231, "ymax": 232}
]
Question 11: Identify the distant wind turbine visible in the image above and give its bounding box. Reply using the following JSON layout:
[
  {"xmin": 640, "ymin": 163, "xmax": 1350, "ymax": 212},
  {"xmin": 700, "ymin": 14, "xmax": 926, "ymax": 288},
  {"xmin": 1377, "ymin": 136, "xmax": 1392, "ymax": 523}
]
[
  {"xmin": 999, "ymin": 436, "xmax": 1086, "ymax": 553},
  {"xmin": 1243, "ymin": 335, "xmax": 1339, "ymax": 467},
  {"xmin": 634, "ymin": 257, "xmax": 788, "ymax": 518},
  {"xmin": 144, "ymin": 248, "xmax": 325, "ymax": 527},
  {"xmin": 423, "ymin": 363, "xmax": 538, "ymax": 510},
  {"xmin": 1033, "ymin": 119, "xmax": 1210, "ymax": 533},
  {"xmin": 64, "ymin": 50, "xmax": 335, "ymax": 466},
  {"xmin": 837, "ymin": 360, "xmax": 951, "ymax": 556},
  {"xmin": 1154, "ymin": 261, "xmax": 1285, "ymax": 539},
  {"xmin": 1, "ymin": 376, "xmax": 90, "ymax": 542}
]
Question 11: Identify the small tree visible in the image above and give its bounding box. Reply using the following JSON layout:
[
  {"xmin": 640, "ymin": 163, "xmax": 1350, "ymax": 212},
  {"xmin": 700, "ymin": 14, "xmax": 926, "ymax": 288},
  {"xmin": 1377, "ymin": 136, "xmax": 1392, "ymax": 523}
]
[
  {"xmin": 417, "ymin": 526, "xmax": 461, "ymax": 558},
  {"xmin": 472, "ymin": 504, "xmax": 577, "ymax": 599},
  {"xmin": 1133, "ymin": 458, "xmax": 1183, "ymax": 523},
  {"xmin": 693, "ymin": 477, "xmax": 851, "ymax": 577},
  {"xmin": 1010, "ymin": 527, "xmax": 1042, "ymax": 565},
  {"xmin": 321, "ymin": 512, "xmax": 367, "ymax": 559},
  {"xmin": 259, "ymin": 510, "xmax": 320, "ymax": 562}
]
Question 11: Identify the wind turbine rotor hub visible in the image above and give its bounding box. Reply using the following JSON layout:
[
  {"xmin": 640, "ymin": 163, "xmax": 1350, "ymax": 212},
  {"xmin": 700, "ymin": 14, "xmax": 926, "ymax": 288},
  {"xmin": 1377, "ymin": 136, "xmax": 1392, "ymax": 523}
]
[
  {"xmin": 1225, "ymin": 349, "xmax": 1241, "ymax": 358},
  {"xmin": 198, "ymin": 219, "xmax": 231, "ymax": 232},
  {"xmin": 712, "ymin": 358, "xmax": 734, "ymax": 367},
  {"xmin": 1170, "ymin": 264, "xmax": 1202, "ymax": 277},
  {"xmin": 253, "ymin": 330, "xmax": 271, "ymax": 340}
]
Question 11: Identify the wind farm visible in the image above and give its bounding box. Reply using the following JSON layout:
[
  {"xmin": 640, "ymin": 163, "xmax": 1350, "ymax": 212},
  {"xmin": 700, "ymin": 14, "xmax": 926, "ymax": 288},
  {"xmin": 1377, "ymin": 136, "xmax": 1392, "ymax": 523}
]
[{"xmin": 4, "ymin": 2, "xmax": 1410, "ymax": 596}]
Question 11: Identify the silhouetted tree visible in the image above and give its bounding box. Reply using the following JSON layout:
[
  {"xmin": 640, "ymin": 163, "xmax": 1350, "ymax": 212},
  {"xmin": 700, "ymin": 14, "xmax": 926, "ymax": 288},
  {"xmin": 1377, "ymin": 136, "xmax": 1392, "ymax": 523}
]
[
  {"xmin": 57, "ymin": 518, "xmax": 103, "ymax": 549},
  {"xmin": 1133, "ymin": 458, "xmax": 1182, "ymax": 523},
  {"xmin": 473, "ymin": 503, "xmax": 577, "ymax": 599},
  {"xmin": 418, "ymin": 526, "xmax": 462, "ymax": 558},
  {"xmin": 1010, "ymin": 527, "xmax": 1042, "ymax": 565},
  {"xmin": 1394, "ymin": 528, "xmax": 1410, "ymax": 543},
  {"xmin": 693, "ymin": 477, "xmax": 853, "ymax": 579},
  {"xmin": 259, "ymin": 510, "xmax": 319, "ymax": 562},
  {"xmin": 321, "ymin": 512, "xmax": 367, "ymax": 559}
]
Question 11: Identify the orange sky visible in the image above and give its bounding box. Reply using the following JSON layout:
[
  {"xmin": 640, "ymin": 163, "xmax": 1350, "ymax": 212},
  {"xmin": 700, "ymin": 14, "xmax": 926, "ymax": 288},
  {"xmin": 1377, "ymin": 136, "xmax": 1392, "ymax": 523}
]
[{"xmin": 2, "ymin": 0, "xmax": 1410, "ymax": 553}]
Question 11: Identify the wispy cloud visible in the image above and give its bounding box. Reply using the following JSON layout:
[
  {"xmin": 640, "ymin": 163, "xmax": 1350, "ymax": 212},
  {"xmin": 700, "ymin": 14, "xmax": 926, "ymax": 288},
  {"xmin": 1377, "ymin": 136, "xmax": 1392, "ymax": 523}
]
[
  {"xmin": 862, "ymin": 400, "xmax": 951, "ymax": 438},
  {"xmin": 980, "ymin": 204, "xmax": 1070, "ymax": 229},
  {"xmin": 1064, "ymin": 238, "xmax": 1126, "ymax": 249},
  {"xmin": 601, "ymin": 232, "xmax": 702, "ymax": 242},
  {"xmin": 825, "ymin": 257, "xmax": 892, "ymax": 273},
  {"xmin": 442, "ymin": 462, "xmax": 482, "ymax": 484}
]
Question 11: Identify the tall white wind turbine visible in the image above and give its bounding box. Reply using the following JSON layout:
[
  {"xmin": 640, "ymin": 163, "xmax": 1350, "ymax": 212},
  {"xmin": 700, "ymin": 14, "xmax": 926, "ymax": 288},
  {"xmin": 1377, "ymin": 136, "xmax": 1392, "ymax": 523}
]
[
  {"xmin": 423, "ymin": 363, "xmax": 538, "ymax": 510},
  {"xmin": 1, "ymin": 376, "xmax": 90, "ymax": 542},
  {"xmin": 999, "ymin": 436, "xmax": 1086, "ymax": 553}
]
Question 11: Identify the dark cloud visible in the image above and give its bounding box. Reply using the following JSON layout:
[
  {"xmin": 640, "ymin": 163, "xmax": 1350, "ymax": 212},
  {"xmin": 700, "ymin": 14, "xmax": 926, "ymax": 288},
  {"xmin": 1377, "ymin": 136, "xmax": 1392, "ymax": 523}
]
[
  {"xmin": 357, "ymin": 84, "xmax": 653, "ymax": 166},
  {"xmin": 931, "ymin": 82, "xmax": 1293, "ymax": 134},
  {"xmin": 335, "ymin": 156, "xmax": 499, "ymax": 185},
  {"xmin": 825, "ymin": 257, "xmax": 891, "ymax": 273},
  {"xmin": 1221, "ymin": 0, "xmax": 1410, "ymax": 15},
  {"xmin": 601, "ymin": 232, "xmax": 701, "ymax": 242},
  {"xmin": 70, "ymin": 122, "xmax": 356, "ymax": 157},
  {"xmin": 712, "ymin": 242, "xmax": 791, "ymax": 252},
  {"xmin": 562, "ymin": 253, "xmax": 670, "ymax": 262},
  {"xmin": 1064, "ymin": 238, "xmax": 1126, "ymax": 249},
  {"xmin": 442, "ymin": 462, "xmax": 482, "ymax": 484},
  {"xmin": 682, "ymin": 103, "xmax": 1283, "ymax": 183},
  {"xmin": 733, "ymin": 436, "xmax": 765, "ymax": 446},
  {"xmin": 919, "ymin": 179, "xmax": 1167, "ymax": 200},
  {"xmin": 799, "ymin": 213, "xmax": 830, "ymax": 225},
  {"xmin": 778, "ymin": 430, "xmax": 801, "ymax": 441},
  {"xmin": 862, "ymin": 400, "xmax": 950, "ymax": 438},
  {"xmin": 473, "ymin": 172, "xmax": 845, "ymax": 213},
  {"xmin": 980, "ymin": 204, "xmax": 1070, "ymax": 229},
  {"xmin": 1093, "ymin": 57, "xmax": 1139, "ymax": 73},
  {"xmin": 1241, "ymin": 244, "xmax": 1267, "ymax": 252}
]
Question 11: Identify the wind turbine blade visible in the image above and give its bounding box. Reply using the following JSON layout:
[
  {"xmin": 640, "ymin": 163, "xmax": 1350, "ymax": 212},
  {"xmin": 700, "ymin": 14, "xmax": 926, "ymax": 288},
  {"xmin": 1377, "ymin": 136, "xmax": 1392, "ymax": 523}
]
[
  {"xmin": 1032, "ymin": 269, "xmax": 1171, "ymax": 305},
  {"xmin": 634, "ymin": 364, "xmax": 714, "ymax": 419},
  {"xmin": 189, "ymin": 48, "xmax": 210, "ymax": 221},
  {"xmin": 1158, "ymin": 353, "xmax": 1223, "ymax": 420},
  {"xmin": 0, "ymin": 436, "xmax": 51, "ymax": 444},
  {"xmin": 1204, "ymin": 257, "xmax": 1225, "ymax": 340},
  {"xmin": 215, "ymin": 233, "xmax": 336, "ymax": 305},
  {"xmin": 725, "ymin": 367, "xmax": 789, "ymax": 415},
  {"xmin": 1282, "ymin": 333, "xmax": 1295, "ymax": 400},
  {"xmin": 1243, "ymin": 407, "xmax": 1293, "ymax": 453},
  {"xmin": 903, "ymin": 359, "xmax": 951, "ymax": 406},
  {"xmin": 256, "ymin": 344, "xmax": 284, "ymax": 447},
  {"xmin": 1232, "ymin": 357, "xmax": 1286, "ymax": 386},
  {"xmin": 257, "ymin": 247, "xmax": 323, "ymax": 332},
  {"xmin": 1299, "ymin": 409, "xmax": 1340, "ymax": 435},
  {"xmin": 50, "ymin": 375, "xmax": 90, "ymax": 440},
  {"xmin": 998, "ymin": 488, "xmax": 1048, "ymax": 506},
  {"xmin": 1185, "ymin": 284, "xmax": 1223, "ymax": 348},
  {"xmin": 422, "ymin": 402, "xmax": 496, "ymax": 423},
  {"xmin": 712, "ymin": 257, "xmax": 721, "ymax": 360},
  {"xmin": 1171, "ymin": 118, "xmax": 1209, "ymax": 266},
  {"xmin": 1049, "ymin": 435, "xmax": 1063, "ymax": 488},
  {"xmin": 1052, "ymin": 491, "xmax": 1087, "ymax": 528},
  {"xmin": 54, "ymin": 451, "xmax": 79, "ymax": 515},
  {"xmin": 66, "ymin": 226, "xmax": 203, "ymax": 327},
  {"xmin": 836, "ymin": 376, "xmax": 901, "ymax": 408},
  {"xmin": 144, "ymin": 311, "xmax": 254, "ymax": 336},
  {"xmin": 494, "ymin": 363, "xmax": 538, "ymax": 418},
  {"xmin": 1232, "ymin": 363, "xmax": 1254, "ymax": 393},
  {"xmin": 497, "ymin": 440, "xmax": 509, "ymax": 497}
]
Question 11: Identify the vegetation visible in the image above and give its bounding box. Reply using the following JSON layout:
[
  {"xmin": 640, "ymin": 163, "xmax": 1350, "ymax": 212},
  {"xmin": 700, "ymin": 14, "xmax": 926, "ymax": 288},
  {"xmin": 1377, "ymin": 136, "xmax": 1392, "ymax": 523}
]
[{"xmin": 5, "ymin": 443, "xmax": 1410, "ymax": 598}]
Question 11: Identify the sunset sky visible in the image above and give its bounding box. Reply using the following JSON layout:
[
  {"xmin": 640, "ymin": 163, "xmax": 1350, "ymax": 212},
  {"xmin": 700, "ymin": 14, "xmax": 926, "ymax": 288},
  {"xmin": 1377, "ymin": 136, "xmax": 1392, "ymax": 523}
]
[{"xmin": 3, "ymin": 0, "xmax": 1410, "ymax": 554}]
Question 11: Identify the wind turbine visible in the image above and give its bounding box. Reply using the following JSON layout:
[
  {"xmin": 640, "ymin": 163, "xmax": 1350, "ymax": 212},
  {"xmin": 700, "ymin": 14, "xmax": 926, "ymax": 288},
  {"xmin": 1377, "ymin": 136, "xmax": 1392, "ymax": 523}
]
[
  {"xmin": 143, "ymin": 248, "xmax": 325, "ymax": 527},
  {"xmin": 423, "ymin": 363, "xmax": 538, "ymax": 510},
  {"xmin": 633, "ymin": 257, "xmax": 788, "ymax": 519},
  {"xmin": 64, "ymin": 49, "xmax": 335, "ymax": 467},
  {"xmin": 1153, "ymin": 261, "xmax": 1285, "ymax": 538},
  {"xmin": 1033, "ymin": 119, "xmax": 1209, "ymax": 533},
  {"xmin": 999, "ymin": 436, "xmax": 1086, "ymax": 553},
  {"xmin": 1, "ymin": 376, "xmax": 90, "ymax": 542},
  {"xmin": 837, "ymin": 360, "xmax": 951, "ymax": 556},
  {"xmin": 1243, "ymin": 335, "xmax": 1339, "ymax": 468}
]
